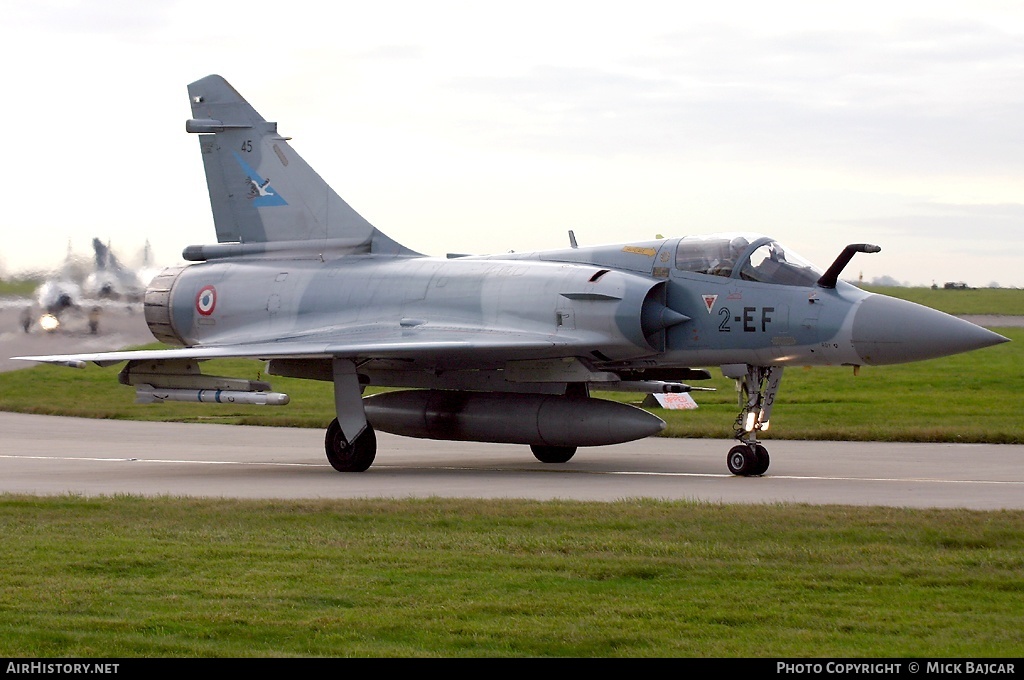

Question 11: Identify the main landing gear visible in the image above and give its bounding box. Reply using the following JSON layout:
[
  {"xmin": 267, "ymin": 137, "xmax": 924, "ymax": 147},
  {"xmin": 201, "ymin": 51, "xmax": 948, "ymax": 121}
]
[
  {"xmin": 324, "ymin": 358, "xmax": 377, "ymax": 472},
  {"xmin": 727, "ymin": 365, "xmax": 783, "ymax": 477},
  {"xmin": 325, "ymin": 418, "xmax": 376, "ymax": 472}
]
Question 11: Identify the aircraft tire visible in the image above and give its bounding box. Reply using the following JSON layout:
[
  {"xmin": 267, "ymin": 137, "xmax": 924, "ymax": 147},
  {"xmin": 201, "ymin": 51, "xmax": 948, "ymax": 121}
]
[
  {"xmin": 753, "ymin": 444, "xmax": 770, "ymax": 475},
  {"xmin": 727, "ymin": 445, "xmax": 758, "ymax": 476},
  {"xmin": 530, "ymin": 444, "xmax": 577, "ymax": 464},
  {"xmin": 325, "ymin": 419, "xmax": 376, "ymax": 472}
]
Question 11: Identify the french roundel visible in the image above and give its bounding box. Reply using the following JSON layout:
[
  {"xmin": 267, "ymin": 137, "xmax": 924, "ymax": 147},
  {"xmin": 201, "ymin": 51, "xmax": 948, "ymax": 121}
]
[{"xmin": 195, "ymin": 285, "xmax": 217, "ymax": 316}]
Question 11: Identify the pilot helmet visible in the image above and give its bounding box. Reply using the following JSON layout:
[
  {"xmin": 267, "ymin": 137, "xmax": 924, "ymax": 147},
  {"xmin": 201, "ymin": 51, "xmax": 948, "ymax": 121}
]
[{"xmin": 729, "ymin": 236, "xmax": 749, "ymax": 256}]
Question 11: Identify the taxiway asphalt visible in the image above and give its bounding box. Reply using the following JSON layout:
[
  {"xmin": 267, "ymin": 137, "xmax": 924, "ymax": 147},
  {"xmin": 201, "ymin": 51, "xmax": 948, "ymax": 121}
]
[{"xmin": 2, "ymin": 411, "xmax": 1022, "ymax": 509}]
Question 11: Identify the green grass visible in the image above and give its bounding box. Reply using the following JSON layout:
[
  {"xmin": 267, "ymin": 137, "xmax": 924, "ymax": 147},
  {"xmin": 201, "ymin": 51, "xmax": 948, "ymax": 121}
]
[
  {"xmin": 1, "ymin": 328, "xmax": 1019, "ymax": 443},
  {"xmin": 0, "ymin": 495, "xmax": 1022, "ymax": 657},
  {"xmin": 0, "ymin": 277, "xmax": 39, "ymax": 298},
  {"xmin": 862, "ymin": 286, "xmax": 1024, "ymax": 315}
]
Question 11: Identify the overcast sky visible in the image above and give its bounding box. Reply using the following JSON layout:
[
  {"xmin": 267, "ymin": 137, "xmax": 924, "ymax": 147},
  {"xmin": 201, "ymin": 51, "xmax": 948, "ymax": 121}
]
[{"xmin": 1, "ymin": 0, "xmax": 1021, "ymax": 287}]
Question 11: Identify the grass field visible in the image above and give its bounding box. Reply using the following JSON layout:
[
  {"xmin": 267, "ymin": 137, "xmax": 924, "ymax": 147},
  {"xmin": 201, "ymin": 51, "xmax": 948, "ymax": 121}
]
[
  {"xmin": 0, "ymin": 278, "xmax": 39, "ymax": 298},
  {"xmin": 0, "ymin": 287, "xmax": 1021, "ymax": 658},
  {"xmin": 862, "ymin": 285, "xmax": 1024, "ymax": 315},
  {"xmin": 1, "ymin": 495, "xmax": 1022, "ymax": 657}
]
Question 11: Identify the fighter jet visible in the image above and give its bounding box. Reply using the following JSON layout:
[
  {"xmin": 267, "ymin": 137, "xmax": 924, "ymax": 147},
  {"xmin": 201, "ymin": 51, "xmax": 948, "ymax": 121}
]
[
  {"xmin": 17, "ymin": 243, "xmax": 88, "ymax": 333},
  {"xmin": 83, "ymin": 238, "xmax": 147, "ymax": 302},
  {"xmin": 14, "ymin": 75, "xmax": 1009, "ymax": 476},
  {"xmin": 17, "ymin": 238, "xmax": 148, "ymax": 334}
]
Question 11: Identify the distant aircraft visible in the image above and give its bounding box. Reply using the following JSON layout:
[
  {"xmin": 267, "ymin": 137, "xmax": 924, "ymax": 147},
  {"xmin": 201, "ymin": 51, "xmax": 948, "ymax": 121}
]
[
  {"xmin": 18, "ymin": 238, "xmax": 154, "ymax": 334},
  {"xmin": 14, "ymin": 75, "xmax": 1009, "ymax": 475},
  {"xmin": 29, "ymin": 278, "xmax": 84, "ymax": 333},
  {"xmin": 19, "ymin": 243, "xmax": 88, "ymax": 333},
  {"xmin": 83, "ymin": 238, "xmax": 146, "ymax": 302}
]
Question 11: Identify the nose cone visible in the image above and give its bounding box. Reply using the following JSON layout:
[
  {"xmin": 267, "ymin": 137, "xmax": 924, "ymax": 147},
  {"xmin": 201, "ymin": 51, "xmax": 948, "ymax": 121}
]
[{"xmin": 852, "ymin": 294, "xmax": 1009, "ymax": 365}]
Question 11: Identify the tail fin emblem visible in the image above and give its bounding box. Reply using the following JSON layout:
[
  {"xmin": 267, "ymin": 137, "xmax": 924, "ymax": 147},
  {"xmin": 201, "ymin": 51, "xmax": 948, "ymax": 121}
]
[{"xmin": 232, "ymin": 152, "xmax": 288, "ymax": 207}]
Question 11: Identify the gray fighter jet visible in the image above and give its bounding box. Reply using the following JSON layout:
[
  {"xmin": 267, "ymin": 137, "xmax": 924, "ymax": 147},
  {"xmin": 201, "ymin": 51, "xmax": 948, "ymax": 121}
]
[
  {"xmin": 84, "ymin": 238, "xmax": 147, "ymax": 302},
  {"xmin": 15, "ymin": 75, "xmax": 1009, "ymax": 476}
]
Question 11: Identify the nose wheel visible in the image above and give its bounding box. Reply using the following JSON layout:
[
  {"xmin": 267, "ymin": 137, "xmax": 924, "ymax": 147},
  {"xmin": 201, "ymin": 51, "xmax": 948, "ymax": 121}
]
[
  {"xmin": 727, "ymin": 443, "xmax": 770, "ymax": 476},
  {"xmin": 727, "ymin": 365, "xmax": 782, "ymax": 476}
]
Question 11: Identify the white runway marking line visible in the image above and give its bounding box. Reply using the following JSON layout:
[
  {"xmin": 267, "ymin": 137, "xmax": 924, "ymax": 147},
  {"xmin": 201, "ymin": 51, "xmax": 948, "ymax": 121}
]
[
  {"xmin": 0, "ymin": 454, "xmax": 319, "ymax": 467},
  {"xmin": 399, "ymin": 465, "xmax": 1024, "ymax": 485},
  {"xmin": 755, "ymin": 474, "xmax": 1024, "ymax": 486},
  {"xmin": 2, "ymin": 455, "xmax": 1023, "ymax": 486},
  {"xmin": 602, "ymin": 471, "xmax": 1024, "ymax": 486}
]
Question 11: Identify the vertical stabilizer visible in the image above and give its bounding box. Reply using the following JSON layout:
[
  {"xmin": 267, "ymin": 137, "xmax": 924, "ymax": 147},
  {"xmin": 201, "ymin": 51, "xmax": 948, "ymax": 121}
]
[
  {"xmin": 92, "ymin": 238, "xmax": 109, "ymax": 270},
  {"xmin": 185, "ymin": 75, "xmax": 415, "ymax": 255}
]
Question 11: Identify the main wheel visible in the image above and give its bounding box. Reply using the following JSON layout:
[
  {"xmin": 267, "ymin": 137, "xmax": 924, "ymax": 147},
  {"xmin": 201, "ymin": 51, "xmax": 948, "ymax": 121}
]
[
  {"xmin": 325, "ymin": 419, "xmax": 376, "ymax": 472},
  {"xmin": 727, "ymin": 444, "xmax": 757, "ymax": 476},
  {"xmin": 531, "ymin": 444, "xmax": 577, "ymax": 463}
]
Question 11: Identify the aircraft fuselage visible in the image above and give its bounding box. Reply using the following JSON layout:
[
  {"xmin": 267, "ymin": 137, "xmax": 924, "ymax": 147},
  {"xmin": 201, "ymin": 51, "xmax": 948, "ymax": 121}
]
[{"xmin": 146, "ymin": 237, "xmax": 876, "ymax": 379}]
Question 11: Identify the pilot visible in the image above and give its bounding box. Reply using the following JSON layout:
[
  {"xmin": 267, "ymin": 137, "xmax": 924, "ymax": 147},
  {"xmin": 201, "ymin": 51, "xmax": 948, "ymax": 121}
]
[
  {"xmin": 729, "ymin": 236, "xmax": 749, "ymax": 261},
  {"xmin": 708, "ymin": 237, "xmax": 749, "ymax": 277}
]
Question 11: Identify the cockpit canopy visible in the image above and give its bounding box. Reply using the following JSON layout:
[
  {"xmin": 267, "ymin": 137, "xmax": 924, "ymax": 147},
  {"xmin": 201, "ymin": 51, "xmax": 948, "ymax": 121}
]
[{"xmin": 674, "ymin": 233, "xmax": 823, "ymax": 287}]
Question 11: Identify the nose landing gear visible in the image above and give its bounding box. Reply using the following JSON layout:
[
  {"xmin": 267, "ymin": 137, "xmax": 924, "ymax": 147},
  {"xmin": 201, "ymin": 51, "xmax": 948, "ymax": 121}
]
[
  {"xmin": 727, "ymin": 365, "xmax": 782, "ymax": 476},
  {"xmin": 727, "ymin": 443, "xmax": 770, "ymax": 476}
]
